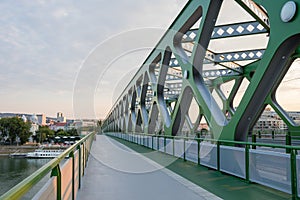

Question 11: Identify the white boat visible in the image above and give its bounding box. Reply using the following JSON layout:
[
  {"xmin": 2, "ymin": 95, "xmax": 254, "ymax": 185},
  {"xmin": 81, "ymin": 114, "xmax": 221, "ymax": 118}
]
[
  {"xmin": 26, "ymin": 149, "xmax": 65, "ymax": 158},
  {"xmin": 9, "ymin": 152, "xmax": 27, "ymax": 158}
]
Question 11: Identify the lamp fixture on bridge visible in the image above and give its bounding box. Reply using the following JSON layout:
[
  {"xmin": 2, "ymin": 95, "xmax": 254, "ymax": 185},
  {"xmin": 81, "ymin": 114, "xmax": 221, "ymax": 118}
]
[{"xmin": 280, "ymin": 1, "xmax": 297, "ymax": 23}]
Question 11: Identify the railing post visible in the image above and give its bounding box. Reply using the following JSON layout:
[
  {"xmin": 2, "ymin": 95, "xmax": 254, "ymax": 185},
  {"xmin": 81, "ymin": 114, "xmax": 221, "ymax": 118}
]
[
  {"xmin": 141, "ymin": 134, "xmax": 143, "ymax": 146},
  {"xmin": 164, "ymin": 136, "xmax": 166, "ymax": 153},
  {"xmin": 286, "ymin": 131, "xmax": 291, "ymax": 154},
  {"xmin": 183, "ymin": 138, "xmax": 186, "ymax": 161},
  {"xmin": 290, "ymin": 149, "xmax": 298, "ymax": 199},
  {"xmin": 245, "ymin": 144, "xmax": 250, "ymax": 182},
  {"xmin": 77, "ymin": 145, "xmax": 82, "ymax": 189},
  {"xmin": 217, "ymin": 141, "xmax": 220, "ymax": 171},
  {"xmin": 69, "ymin": 151, "xmax": 75, "ymax": 200},
  {"xmin": 152, "ymin": 135, "xmax": 154, "ymax": 150},
  {"xmin": 82, "ymin": 143, "xmax": 85, "ymax": 176},
  {"xmin": 197, "ymin": 138, "xmax": 200, "ymax": 165},
  {"xmin": 173, "ymin": 137, "xmax": 175, "ymax": 156},
  {"xmin": 252, "ymin": 134, "xmax": 256, "ymax": 149},
  {"xmin": 146, "ymin": 135, "xmax": 148, "ymax": 147},
  {"xmin": 133, "ymin": 134, "xmax": 135, "ymax": 143},
  {"xmin": 51, "ymin": 164, "xmax": 61, "ymax": 200}
]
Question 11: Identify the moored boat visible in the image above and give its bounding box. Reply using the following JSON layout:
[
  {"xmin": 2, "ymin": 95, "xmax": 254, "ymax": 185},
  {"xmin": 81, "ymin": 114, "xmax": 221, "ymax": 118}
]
[
  {"xmin": 26, "ymin": 149, "xmax": 65, "ymax": 158},
  {"xmin": 9, "ymin": 152, "xmax": 28, "ymax": 158}
]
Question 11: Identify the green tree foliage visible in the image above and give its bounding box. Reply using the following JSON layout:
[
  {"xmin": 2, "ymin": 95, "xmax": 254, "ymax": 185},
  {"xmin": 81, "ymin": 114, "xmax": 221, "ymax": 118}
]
[
  {"xmin": 56, "ymin": 129, "xmax": 66, "ymax": 136},
  {"xmin": 55, "ymin": 128, "xmax": 79, "ymax": 137},
  {"xmin": 96, "ymin": 120, "xmax": 102, "ymax": 133},
  {"xmin": 36, "ymin": 126, "xmax": 55, "ymax": 143},
  {"xmin": 97, "ymin": 120, "xmax": 102, "ymax": 127},
  {"xmin": 67, "ymin": 128, "xmax": 79, "ymax": 136},
  {"xmin": 0, "ymin": 117, "xmax": 31, "ymax": 145}
]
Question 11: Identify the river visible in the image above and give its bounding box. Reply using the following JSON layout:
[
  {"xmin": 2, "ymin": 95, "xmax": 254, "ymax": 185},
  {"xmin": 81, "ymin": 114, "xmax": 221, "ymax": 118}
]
[{"xmin": 0, "ymin": 156, "xmax": 52, "ymax": 198}]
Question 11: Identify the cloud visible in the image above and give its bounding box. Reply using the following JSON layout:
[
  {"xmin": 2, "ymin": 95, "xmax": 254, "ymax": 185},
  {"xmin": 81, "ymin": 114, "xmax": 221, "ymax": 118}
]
[{"xmin": 0, "ymin": 0, "xmax": 188, "ymax": 118}]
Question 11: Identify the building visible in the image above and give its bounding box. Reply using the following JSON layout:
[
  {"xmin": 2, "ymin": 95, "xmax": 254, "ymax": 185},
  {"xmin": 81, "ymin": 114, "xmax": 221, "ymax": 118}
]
[
  {"xmin": 57, "ymin": 112, "xmax": 66, "ymax": 123},
  {"xmin": 37, "ymin": 114, "xmax": 46, "ymax": 126},
  {"xmin": 29, "ymin": 114, "xmax": 39, "ymax": 142},
  {"xmin": 50, "ymin": 122, "xmax": 67, "ymax": 131},
  {"xmin": 253, "ymin": 109, "xmax": 288, "ymax": 132}
]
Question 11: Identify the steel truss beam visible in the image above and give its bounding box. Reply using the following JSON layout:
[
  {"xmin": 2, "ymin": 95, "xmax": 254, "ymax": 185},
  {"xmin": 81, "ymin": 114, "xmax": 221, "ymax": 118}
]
[
  {"xmin": 102, "ymin": 0, "xmax": 300, "ymax": 142},
  {"xmin": 183, "ymin": 21, "xmax": 268, "ymax": 42}
]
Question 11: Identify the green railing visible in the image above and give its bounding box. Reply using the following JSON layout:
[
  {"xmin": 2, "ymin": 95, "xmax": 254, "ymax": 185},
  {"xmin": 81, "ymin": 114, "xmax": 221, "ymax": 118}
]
[
  {"xmin": 0, "ymin": 131, "xmax": 96, "ymax": 200},
  {"xmin": 108, "ymin": 132, "xmax": 300, "ymax": 200}
]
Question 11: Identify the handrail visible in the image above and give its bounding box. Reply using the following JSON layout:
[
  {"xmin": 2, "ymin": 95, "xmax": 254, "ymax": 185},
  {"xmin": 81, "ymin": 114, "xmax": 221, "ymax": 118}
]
[
  {"xmin": 108, "ymin": 132, "xmax": 300, "ymax": 199},
  {"xmin": 0, "ymin": 131, "xmax": 96, "ymax": 200},
  {"xmin": 121, "ymin": 132, "xmax": 300, "ymax": 150}
]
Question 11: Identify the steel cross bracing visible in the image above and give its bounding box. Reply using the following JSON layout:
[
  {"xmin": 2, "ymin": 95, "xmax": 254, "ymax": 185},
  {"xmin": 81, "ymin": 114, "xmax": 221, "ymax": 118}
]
[{"xmin": 102, "ymin": 0, "xmax": 300, "ymax": 142}]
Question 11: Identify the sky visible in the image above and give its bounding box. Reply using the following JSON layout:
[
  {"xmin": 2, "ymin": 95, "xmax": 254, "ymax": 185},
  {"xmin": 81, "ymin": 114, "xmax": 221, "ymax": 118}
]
[
  {"xmin": 1, "ymin": 0, "xmax": 300, "ymax": 120},
  {"xmin": 0, "ymin": 0, "xmax": 187, "ymax": 119}
]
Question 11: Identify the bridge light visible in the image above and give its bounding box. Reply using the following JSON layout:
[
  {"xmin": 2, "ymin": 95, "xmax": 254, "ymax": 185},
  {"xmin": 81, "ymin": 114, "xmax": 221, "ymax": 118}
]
[
  {"xmin": 280, "ymin": 1, "xmax": 297, "ymax": 22},
  {"xmin": 183, "ymin": 70, "xmax": 189, "ymax": 79}
]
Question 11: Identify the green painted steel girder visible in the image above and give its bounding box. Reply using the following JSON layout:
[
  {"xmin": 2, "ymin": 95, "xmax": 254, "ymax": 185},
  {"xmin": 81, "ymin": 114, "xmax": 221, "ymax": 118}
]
[{"xmin": 102, "ymin": 0, "xmax": 300, "ymax": 142}]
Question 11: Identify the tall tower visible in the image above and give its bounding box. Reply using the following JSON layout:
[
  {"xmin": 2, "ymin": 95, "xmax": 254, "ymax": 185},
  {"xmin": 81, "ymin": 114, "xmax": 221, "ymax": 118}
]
[{"xmin": 57, "ymin": 112, "xmax": 66, "ymax": 123}]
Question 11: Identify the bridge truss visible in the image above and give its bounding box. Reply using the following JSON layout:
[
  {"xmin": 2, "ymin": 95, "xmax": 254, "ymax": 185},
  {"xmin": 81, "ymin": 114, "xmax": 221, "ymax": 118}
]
[{"xmin": 102, "ymin": 0, "xmax": 300, "ymax": 141}]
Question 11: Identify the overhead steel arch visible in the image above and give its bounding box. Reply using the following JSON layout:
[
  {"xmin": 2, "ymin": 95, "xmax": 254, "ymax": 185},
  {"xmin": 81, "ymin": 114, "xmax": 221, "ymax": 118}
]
[{"xmin": 102, "ymin": 0, "xmax": 300, "ymax": 141}]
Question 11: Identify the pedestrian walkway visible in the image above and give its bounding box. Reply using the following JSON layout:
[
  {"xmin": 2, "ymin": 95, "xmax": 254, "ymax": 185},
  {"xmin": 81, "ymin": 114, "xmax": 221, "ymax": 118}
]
[
  {"xmin": 77, "ymin": 135, "xmax": 221, "ymax": 200},
  {"xmin": 77, "ymin": 134, "xmax": 290, "ymax": 200}
]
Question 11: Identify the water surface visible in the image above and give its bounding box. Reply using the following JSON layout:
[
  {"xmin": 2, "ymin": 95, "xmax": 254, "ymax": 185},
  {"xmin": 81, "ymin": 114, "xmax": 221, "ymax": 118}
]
[{"xmin": 0, "ymin": 157, "xmax": 51, "ymax": 197}]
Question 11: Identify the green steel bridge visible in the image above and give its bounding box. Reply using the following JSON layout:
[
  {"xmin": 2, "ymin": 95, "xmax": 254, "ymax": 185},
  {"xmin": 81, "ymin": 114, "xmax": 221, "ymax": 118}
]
[
  {"xmin": 2, "ymin": 0, "xmax": 300, "ymax": 199},
  {"xmin": 102, "ymin": 0, "xmax": 300, "ymax": 142}
]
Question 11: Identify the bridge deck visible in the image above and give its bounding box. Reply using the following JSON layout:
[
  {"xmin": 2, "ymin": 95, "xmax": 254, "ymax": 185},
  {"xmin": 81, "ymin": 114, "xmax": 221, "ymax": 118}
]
[{"xmin": 77, "ymin": 134, "xmax": 290, "ymax": 200}]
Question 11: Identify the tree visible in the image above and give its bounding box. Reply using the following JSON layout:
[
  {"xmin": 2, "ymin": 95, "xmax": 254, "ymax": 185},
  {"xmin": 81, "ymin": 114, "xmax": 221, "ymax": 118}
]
[
  {"xmin": 67, "ymin": 128, "xmax": 79, "ymax": 136},
  {"xmin": 97, "ymin": 120, "xmax": 102, "ymax": 127},
  {"xmin": 0, "ymin": 117, "xmax": 31, "ymax": 145},
  {"xmin": 19, "ymin": 121, "xmax": 31, "ymax": 144},
  {"xmin": 0, "ymin": 118, "xmax": 10, "ymax": 139},
  {"xmin": 96, "ymin": 120, "xmax": 102, "ymax": 133},
  {"xmin": 56, "ymin": 129, "xmax": 67, "ymax": 136},
  {"xmin": 36, "ymin": 126, "xmax": 55, "ymax": 143}
]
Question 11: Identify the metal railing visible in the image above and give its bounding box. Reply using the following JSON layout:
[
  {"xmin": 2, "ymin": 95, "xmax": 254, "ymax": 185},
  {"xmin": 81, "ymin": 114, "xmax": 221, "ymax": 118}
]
[
  {"xmin": 0, "ymin": 131, "xmax": 96, "ymax": 200},
  {"xmin": 108, "ymin": 132, "xmax": 300, "ymax": 200}
]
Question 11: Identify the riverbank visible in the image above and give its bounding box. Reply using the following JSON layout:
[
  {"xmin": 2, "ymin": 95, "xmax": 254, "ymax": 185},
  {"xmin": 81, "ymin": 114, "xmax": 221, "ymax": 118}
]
[
  {"xmin": 0, "ymin": 146, "xmax": 37, "ymax": 156},
  {"xmin": 0, "ymin": 145, "xmax": 68, "ymax": 156}
]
